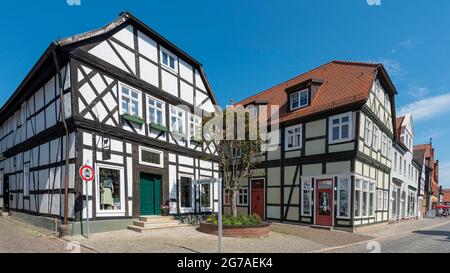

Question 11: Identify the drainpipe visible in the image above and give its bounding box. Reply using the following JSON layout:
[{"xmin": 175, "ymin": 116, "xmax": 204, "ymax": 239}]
[{"xmin": 52, "ymin": 47, "xmax": 71, "ymax": 230}]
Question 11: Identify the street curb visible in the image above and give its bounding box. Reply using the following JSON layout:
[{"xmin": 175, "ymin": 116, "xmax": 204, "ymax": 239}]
[{"xmin": 312, "ymin": 219, "xmax": 450, "ymax": 253}]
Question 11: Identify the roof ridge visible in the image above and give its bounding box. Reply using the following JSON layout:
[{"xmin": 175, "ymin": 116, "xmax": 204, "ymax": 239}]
[{"xmin": 331, "ymin": 60, "xmax": 381, "ymax": 67}]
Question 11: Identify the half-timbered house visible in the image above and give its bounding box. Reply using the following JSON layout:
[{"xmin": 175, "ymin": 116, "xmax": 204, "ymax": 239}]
[
  {"xmin": 0, "ymin": 12, "xmax": 220, "ymax": 233},
  {"xmin": 234, "ymin": 61, "xmax": 397, "ymax": 230}
]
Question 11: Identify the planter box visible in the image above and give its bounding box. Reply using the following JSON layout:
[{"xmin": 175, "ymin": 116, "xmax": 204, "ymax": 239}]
[
  {"xmin": 198, "ymin": 222, "xmax": 271, "ymax": 238},
  {"xmin": 171, "ymin": 131, "xmax": 187, "ymax": 140},
  {"xmin": 190, "ymin": 138, "xmax": 203, "ymax": 146},
  {"xmin": 149, "ymin": 123, "xmax": 169, "ymax": 132},
  {"xmin": 122, "ymin": 114, "xmax": 145, "ymax": 125}
]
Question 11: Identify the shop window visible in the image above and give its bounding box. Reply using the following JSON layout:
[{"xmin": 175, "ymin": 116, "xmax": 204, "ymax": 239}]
[
  {"xmin": 301, "ymin": 179, "xmax": 313, "ymax": 216},
  {"xmin": 180, "ymin": 177, "xmax": 192, "ymax": 208},
  {"xmin": 377, "ymin": 190, "xmax": 383, "ymax": 210},
  {"xmin": 338, "ymin": 178, "xmax": 351, "ymax": 218},
  {"xmin": 355, "ymin": 179, "xmax": 362, "ymax": 218},
  {"xmin": 362, "ymin": 181, "xmax": 369, "ymax": 217},
  {"xmin": 383, "ymin": 191, "xmax": 388, "ymax": 211},
  {"xmin": 99, "ymin": 167, "xmax": 122, "ymax": 211},
  {"xmin": 369, "ymin": 182, "xmax": 375, "ymax": 216}
]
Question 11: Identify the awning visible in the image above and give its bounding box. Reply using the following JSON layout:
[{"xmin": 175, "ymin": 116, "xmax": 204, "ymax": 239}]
[{"xmin": 435, "ymin": 205, "xmax": 450, "ymax": 209}]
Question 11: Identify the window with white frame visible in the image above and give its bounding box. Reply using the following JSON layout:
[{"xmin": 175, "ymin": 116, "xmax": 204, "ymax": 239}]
[
  {"xmin": 329, "ymin": 113, "xmax": 352, "ymax": 144},
  {"xmin": 382, "ymin": 134, "xmax": 388, "ymax": 156},
  {"xmin": 290, "ymin": 89, "xmax": 309, "ymax": 110},
  {"xmin": 237, "ymin": 188, "xmax": 248, "ymax": 206},
  {"xmin": 364, "ymin": 117, "xmax": 373, "ymax": 146},
  {"xmin": 399, "ymin": 156, "xmax": 403, "ymax": 173},
  {"xmin": 362, "ymin": 180, "xmax": 369, "ymax": 217},
  {"xmin": 338, "ymin": 178, "xmax": 351, "ymax": 218},
  {"xmin": 161, "ymin": 48, "xmax": 177, "ymax": 72},
  {"xmin": 387, "ymin": 139, "xmax": 392, "ymax": 158},
  {"xmin": 369, "ymin": 182, "xmax": 375, "ymax": 216},
  {"xmin": 120, "ymin": 84, "xmax": 142, "ymax": 117},
  {"xmin": 373, "ymin": 125, "xmax": 380, "ymax": 151},
  {"xmin": 139, "ymin": 146, "xmax": 164, "ymax": 168},
  {"xmin": 189, "ymin": 114, "xmax": 202, "ymax": 141},
  {"xmin": 170, "ymin": 106, "xmax": 185, "ymax": 134},
  {"xmin": 377, "ymin": 189, "xmax": 383, "ymax": 210},
  {"xmin": 180, "ymin": 177, "xmax": 193, "ymax": 208},
  {"xmin": 97, "ymin": 166, "xmax": 124, "ymax": 213},
  {"xmin": 394, "ymin": 151, "xmax": 398, "ymax": 171},
  {"xmin": 285, "ymin": 124, "xmax": 302, "ymax": 150},
  {"xmin": 383, "ymin": 191, "xmax": 388, "ymax": 211},
  {"xmin": 403, "ymin": 159, "xmax": 407, "ymax": 176},
  {"xmin": 301, "ymin": 179, "xmax": 313, "ymax": 216},
  {"xmin": 355, "ymin": 179, "xmax": 362, "ymax": 218},
  {"xmin": 23, "ymin": 163, "xmax": 30, "ymax": 197},
  {"xmin": 147, "ymin": 95, "xmax": 165, "ymax": 126}
]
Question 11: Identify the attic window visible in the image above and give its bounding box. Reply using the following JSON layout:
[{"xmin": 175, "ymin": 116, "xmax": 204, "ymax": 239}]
[
  {"xmin": 161, "ymin": 48, "xmax": 177, "ymax": 72},
  {"xmin": 290, "ymin": 89, "xmax": 309, "ymax": 110}
]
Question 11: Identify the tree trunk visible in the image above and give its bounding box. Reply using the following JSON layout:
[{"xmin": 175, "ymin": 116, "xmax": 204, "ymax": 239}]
[{"xmin": 231, "ymin": 190, "xmax": 238, "ymax": 217}]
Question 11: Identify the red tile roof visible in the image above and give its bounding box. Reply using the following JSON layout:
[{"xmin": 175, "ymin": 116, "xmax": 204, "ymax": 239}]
[{"xmin": 237, "ymin": 61, "xmax": 383, "ymax": 123}]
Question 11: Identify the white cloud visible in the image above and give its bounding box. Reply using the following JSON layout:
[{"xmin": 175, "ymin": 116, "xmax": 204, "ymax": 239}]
[
  {"xmin": 399, "ymin": 39, "xmax": 416, "ymax": 49},
  {"xmin": 398, "ymin": 93, "xmax": 450, "ymax": 121},
  {"xmin": 406, "ymin": 82, "xmax": 429, "ymax": 98},
  {"xmin": 369, "ymin": 58, "xmax": 406, "ymax": 76}
]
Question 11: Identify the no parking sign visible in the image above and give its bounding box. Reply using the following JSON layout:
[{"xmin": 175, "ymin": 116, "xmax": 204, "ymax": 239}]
[{"xmin": 79, "ymin": 164, "xmax": 94, "ymax": 238}]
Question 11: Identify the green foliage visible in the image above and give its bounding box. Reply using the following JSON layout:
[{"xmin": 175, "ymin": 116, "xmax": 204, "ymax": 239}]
[{"xmin": 206, "ymin": 213, "xmax": 262, "ymax": 227}]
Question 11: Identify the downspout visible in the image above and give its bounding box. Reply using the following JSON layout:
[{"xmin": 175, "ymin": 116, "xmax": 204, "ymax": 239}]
[{"xmin": 52, "ymin": 46, "xmax": 71, "ymax": 227}]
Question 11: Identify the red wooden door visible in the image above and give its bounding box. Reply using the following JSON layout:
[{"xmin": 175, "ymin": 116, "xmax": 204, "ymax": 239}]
[
  {"xmin": 316, "ymin": 179, "xmax": 334, "ymax": 226},
  {"xmin": 251, "ymin": 179, "xmax": 265, "ymax": 219}
]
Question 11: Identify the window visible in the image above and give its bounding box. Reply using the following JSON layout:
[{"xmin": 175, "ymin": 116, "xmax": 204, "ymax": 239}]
[
  {"xmin": 403, "ymin": 160, "xmax": 407, "ymax": 176},
  {"xmin": 290, "ymin": 89, "xmax": 309, "ymax": 110},
  {"xmin": 391, "ymin": 186, "xmax": 397, "ymax": 217},
  {"xmin": 23, "ymin": 163, "xmax": 30, "ymax": 197},
  {"xmin": 362, "ymin": 181, "xmax": 369, "ymax": 217},
  {"xmin": 301, "ymin": 179, "xmax": 313, "ymax": 216},
  {"xmin": 161, "ymin": 48, "xmax": 177, "ymax": 71},
  {"xmin": 355, "ymin": 179, "xmax": 362, "ymax": 218},
  {"xmin": 139, "ymin": 146, "xmax": 164, "ymax": 168},
  {"xmin": 224, "ymin": 190, "xmax": 231, "ymax": 205},
  {"xmin": 369, "ymin": 182, "xmax": 375, "ymax": 216},
  {"xmin": 364, "ymin": 118, "xmax": 373, "ymax": 146},
  {"xmin": 189, "ymin": 114, "xmax": 202, "ymax": 141},
  {"xmin": 147, "ymin": 95, "xmax": 165, "ymax": 126},
  {"xmin": 237, "ymin": 188, "xmax": 248, "ymax": 206},
  {"xmin": 170, "ymin": 106, "xmax": 185, "ymax": 134},
  {"xmin": 383, "ymin": 191, "xmax": 388, "ymax": 211},
  {"xmin": 329, "ymin": 113, "xmax": 352, "ymax": 144},
  {"xmin": 201, "ymin": 184, "xmax": 211, "ymax": 208},
  {"xmin": 373, "ymin": 125, "xmax": 379, "ymax": 150},
  {"xmin": 394, "ymin": 151, "xmax": 398, "ymax": 171},
  {"xmin": 120, "ymin": 84, "xmax": 142, "ymax": 117},
  {"xmin": 338, "ymin": 178, "xmax": 351, "ymax": 218},
  {"xmin": 285, "ymin": 125, "xmax": 302, "ymax": 150},
  {"xmin": 98, "ymin": 167, "xmax": 122, "ymax": 212},
  {"xmin": 180, "ymin": 177, "xmax": 192, "ymax": 208},
  {"xmin": 381, "ymin": 134, "xmax": 387, "ymax": 156},
  {"xmin": 377, "ymin": 190, "xmax": 383, "ymax": 210},
  {"xmin": 399, "ymin": 156, "xmax": 403, "ymax": 173}
]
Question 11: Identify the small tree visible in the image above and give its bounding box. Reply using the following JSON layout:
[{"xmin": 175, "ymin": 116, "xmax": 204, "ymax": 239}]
[{"xmin": 203, "ymin": 106, "xmax": 263, "ymax": 217}]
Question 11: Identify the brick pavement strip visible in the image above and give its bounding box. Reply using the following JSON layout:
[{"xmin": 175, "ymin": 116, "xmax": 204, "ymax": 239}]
[{"xmin": 0, "ymin": 216, "xmax": 93, "ymax": 253}]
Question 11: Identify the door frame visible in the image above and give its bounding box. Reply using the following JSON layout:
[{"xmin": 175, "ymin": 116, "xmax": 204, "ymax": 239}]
[
  {"xmin": 315, "ymin": 178, "xmax": 334, "ymax": 227},
  {"xmin": 250, "ymin": 177, "xmax": 266, "ymax": 219},
  {"xmin": 140, "ymin": 172, "xmax": 162, "ymax": 216}
]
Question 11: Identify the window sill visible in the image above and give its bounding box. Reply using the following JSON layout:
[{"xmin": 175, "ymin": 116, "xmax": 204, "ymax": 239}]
[
  {"xmin": 285, "ymin": 147, "xmax": 302, "ymax": 152},
  {"xmin": 329, "ymin": 138, "xmax": 352, "ymax": 145}
]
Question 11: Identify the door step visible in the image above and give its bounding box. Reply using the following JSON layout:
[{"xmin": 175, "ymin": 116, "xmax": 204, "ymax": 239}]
[
  {"xmin": 311, "ymin": 225, "xmax": 333, "ymax": 230},
  {"xmin": 128, "ymin": 216, "xmax": 188, "ymax": 233},
  {"xmin": 1, "ymin": 212, "xmax": 9, "ymax": 217}
]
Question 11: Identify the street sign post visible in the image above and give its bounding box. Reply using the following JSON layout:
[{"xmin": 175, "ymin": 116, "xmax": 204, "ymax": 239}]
[
  {"xmin": 193, "ymin": 178, "xmax": 223, "ymax": 253},
  {"xmin": 79, "ymin": 165, "xmax": 94, "ymax": 238}
]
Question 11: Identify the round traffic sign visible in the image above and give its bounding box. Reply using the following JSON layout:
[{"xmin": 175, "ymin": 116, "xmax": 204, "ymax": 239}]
[{"xmin": 79, "ymin": 165, "xmax": 95, "ymax": 182}]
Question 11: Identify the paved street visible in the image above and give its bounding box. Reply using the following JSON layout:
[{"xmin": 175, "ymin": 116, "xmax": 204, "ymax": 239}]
[
  {"xmin": 325, "ymin": 220, "xmax": 450, "ymax": 253},
  {"xmin": 0, "ymin": 216, "xmax": 92, "ymax": 253}
]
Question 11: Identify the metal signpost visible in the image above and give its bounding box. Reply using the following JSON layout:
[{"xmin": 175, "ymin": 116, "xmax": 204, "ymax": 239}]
[
  {"xmin": 79, "ymin": 165, "xmax": 95, "ymax": 238},
  {"xmin": 193, "ymin": 178, "xmax": 223, "ymax": 253}
]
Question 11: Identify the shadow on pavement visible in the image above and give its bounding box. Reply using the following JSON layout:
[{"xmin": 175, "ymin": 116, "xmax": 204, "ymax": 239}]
[{"xmin": 413, "ymin": 230, "xmax": 450, "ymax": 240}]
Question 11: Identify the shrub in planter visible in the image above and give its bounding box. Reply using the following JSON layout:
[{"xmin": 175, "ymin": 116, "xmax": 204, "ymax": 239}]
[{"xmin": 200, "ymin": 214, "xmax": 270, "ymax": 238}]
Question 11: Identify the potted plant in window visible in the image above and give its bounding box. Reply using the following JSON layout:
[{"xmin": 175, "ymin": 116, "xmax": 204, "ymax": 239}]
[
  {"xmin": 122, "ymin": 113, "xmax": 145, "ymax": 125},
  {"xmin": 161, "ymin": 201, "xmax": 170, "ymax": 216}
]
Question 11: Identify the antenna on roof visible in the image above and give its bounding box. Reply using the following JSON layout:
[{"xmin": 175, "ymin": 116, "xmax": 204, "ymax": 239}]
[{"xmin": 430, "ymin": 138, "xmax": 433, "ymax": 145}]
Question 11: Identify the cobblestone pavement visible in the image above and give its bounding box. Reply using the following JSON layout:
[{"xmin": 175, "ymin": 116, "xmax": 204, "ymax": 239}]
[
  {"xmin": 326, "ymin": 220, "xmax": 450, "ymax": 253},
  {"xmin": 0, "ymin": 216, "xmax": 93, "ymax": 253},
  {"xmin": 67, "ymin": 226, "xmax": 327, "ymax": 253}
]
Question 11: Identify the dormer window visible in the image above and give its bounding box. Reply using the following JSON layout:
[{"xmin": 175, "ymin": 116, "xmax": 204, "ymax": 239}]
[{"xmin": 290, "ymin": 89, "xmax": 309, "ymax": 110}]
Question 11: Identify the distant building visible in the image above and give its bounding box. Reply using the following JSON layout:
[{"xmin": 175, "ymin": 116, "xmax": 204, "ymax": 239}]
[{"xmin": 443, "ymin": 189, "xmax": 450, "ymax": 206}]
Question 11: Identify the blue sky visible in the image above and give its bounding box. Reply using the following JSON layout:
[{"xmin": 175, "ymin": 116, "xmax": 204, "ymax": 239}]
[{"xmin": 0, "ymin": 0, "xmax": 449, "ymax": 187}]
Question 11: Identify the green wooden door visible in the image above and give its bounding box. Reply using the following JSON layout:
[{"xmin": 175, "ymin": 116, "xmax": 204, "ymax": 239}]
[{"xmin": 140, "ymin": 173, "xmax": 161, "ymax": 216}]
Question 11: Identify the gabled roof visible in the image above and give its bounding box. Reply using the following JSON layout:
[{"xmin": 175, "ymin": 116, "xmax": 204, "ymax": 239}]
[
  {"xmin": 0, "ymin": 11, "xmax": 218, "ymax": 124},
  {"xmin": 237, "ymin": 60, "xmax": 396, "ymax": 124}
]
